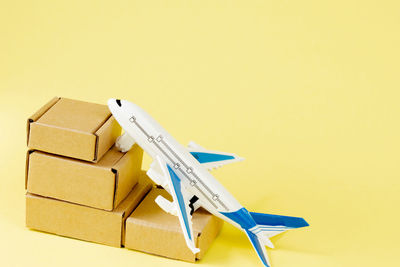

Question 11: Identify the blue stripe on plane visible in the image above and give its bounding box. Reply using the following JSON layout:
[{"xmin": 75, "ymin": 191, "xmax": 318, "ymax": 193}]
[
  {"xmin": 220, "ymin": 208, "xmax": 257, "ymax": 230},
  {"xmin": 190, "ymin": 152, "xmax": 235, "ymax": 164},
  {"xmin": 245, "ymin": 229, "xmax": 270, "ymax": 267},
  {"xmin": 252, "ymin": 226, "xmax": 292, "ymax": 233},
  {"xmin": 251, "ymin": 229, "xmax": 286, "ymax": 235},
  {"xmin": 167, "ymin": 165, "xmax": 193, "ymax": 241}
]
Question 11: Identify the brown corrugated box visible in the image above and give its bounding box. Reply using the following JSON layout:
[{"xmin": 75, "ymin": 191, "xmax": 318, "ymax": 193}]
[
  {"xmin": 26, "ymin": 178, "xmax": 152, "ymax": 247},
  {"xmin": 125, "ymin": 188, "xmax": 223, "ymax": 262},
  {"xmin": 27, "ymin": 97, "xmax": 121, "ymax": 162},
  {"xmin": 26, "ymin": 145, "xmax": 143, "ymax": 211}
]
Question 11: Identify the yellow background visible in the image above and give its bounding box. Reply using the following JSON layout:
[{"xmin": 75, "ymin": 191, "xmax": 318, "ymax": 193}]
[{"xmin": 0, "ymin": 1, "xmax": 399, "ymax": 266}]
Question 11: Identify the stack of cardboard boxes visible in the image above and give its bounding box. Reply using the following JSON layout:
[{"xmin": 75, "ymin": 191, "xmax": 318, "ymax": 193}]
[{"xmin": 25, "ymin": 97, "xmax": 223, "ymax": 262}]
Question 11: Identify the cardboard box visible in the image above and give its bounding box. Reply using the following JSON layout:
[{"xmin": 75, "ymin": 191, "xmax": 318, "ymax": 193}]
[
  {"xmin": 27, "ymin": 97, "xmax": 121, "ymax": 162},
  {"xmin": 124, "ymin": 188, "xmax": 223, "ymax": 262},
  {"xmin": 26, "ymin": 145, "xmax": 143, "ymax": 211},
  {"xmin": 26, "ymin": 180, "xmax": 152, "ymax": 247}
]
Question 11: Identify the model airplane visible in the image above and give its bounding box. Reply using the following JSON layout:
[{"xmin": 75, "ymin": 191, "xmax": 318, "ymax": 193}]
[{"xmin": 108, "ymin": 99, "xmax": 308, "ymax": 266}]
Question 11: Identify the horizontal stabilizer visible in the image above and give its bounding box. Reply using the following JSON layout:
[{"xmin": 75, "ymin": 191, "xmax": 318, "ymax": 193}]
[
  {"xmin": 247, "ymin": 212, "xmax": 309, "ymax": 265},
  {"xmin": 250, "ymin": 212, "xmax": 309, "ymax": 229}
]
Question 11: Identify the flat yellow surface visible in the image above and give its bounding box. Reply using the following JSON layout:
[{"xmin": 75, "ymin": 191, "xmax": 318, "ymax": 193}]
[{"xmin": 1, "ymin": 1, "xmax": 399, "ymax": 266}]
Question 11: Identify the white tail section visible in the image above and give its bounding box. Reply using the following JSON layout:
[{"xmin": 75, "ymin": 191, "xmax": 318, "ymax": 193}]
[
  {"xmin": 255, "ymin": 231, "xmax": 275, "ymax": 248},
  {"xmin": 246, "ymin": 225, "xmax": 292, "ymax": 267},
  {"xmin": 245, "ymin": 229, "xmax": 271, "ymax": 267},
  {"xmin": 251, "ymin": 225, "xmax": 290, "ymax": 240},
  {"xmin": 249, "ymin": 225, "xmax": 291, "ymax": 249}
]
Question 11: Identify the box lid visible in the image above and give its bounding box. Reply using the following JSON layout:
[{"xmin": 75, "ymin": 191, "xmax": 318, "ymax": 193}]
[
  {"xmin": 27, "ymin": 97, "xmax": 121, "ymax": 162},
  {"xmin": 36, "ymin": 97, "xmax": 111, "ymax": 132}
]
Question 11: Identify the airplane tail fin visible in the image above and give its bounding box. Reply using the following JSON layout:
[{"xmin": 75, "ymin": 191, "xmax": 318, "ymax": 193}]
[
  {"xmin": 245, "ymin": 229, "xmax": 271, "ymax": 267},
  {"xmin": 246, "ymin": 212, "xmax": 309, "ymax": 267}
]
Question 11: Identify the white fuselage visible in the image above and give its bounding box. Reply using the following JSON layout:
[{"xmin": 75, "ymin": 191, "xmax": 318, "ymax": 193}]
[{"xmin": 108, "ymin": 100, "xmax": 243, "ymax": 226}]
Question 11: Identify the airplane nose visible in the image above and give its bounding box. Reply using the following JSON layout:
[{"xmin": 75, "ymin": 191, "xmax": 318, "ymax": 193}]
[
  {"xmin": 108, "ymin": 98, "xmax": 122, "ymax": 107},
  {"xmin": 107, "ymin": 98, "xmax": 116, "ymax": 107}
]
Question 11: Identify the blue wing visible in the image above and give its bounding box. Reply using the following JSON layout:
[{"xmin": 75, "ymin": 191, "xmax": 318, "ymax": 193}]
[
  {"xmin": 190, "ymin": 152, "xmax": 235, "ymax": 163},
  {"xmin": 167, "ymin": 165, "xmax": 193, "ymax": 241},
  {"xmin": 188, "ymin": 141, "xmax": 244, "ymax": 170},
  {"xmin": 155, "ymin": 156, "xmax": 200, "ymax": 254}
]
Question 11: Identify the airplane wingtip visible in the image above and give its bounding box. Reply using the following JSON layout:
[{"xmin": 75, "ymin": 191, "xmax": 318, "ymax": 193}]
[{"xmin": 189, "ymin": 246, "xmax": 200, "ymax": 254}]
